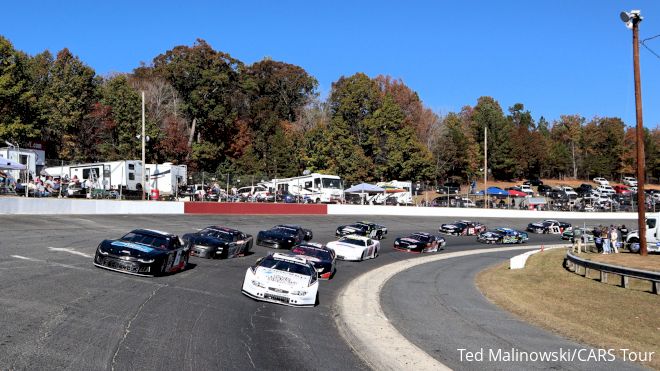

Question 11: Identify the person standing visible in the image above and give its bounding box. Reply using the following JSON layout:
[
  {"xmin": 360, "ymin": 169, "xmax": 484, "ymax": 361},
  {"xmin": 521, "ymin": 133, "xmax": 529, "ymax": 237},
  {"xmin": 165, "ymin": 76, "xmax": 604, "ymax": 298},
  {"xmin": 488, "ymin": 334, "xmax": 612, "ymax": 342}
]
[
  {"xmin": 610, "ymin": 226, "xmax": 619, "ymax": 253},
  {"xmin": 593, "ymin": 226, "xmax": 602, "ymax": 253},
  {"xmin": 572, "ymin": 228, "xmax": 583, "ymax": 254},
  {"xmin": 602, "ymin": 226, "xmax": 611, "ymax": 254}
]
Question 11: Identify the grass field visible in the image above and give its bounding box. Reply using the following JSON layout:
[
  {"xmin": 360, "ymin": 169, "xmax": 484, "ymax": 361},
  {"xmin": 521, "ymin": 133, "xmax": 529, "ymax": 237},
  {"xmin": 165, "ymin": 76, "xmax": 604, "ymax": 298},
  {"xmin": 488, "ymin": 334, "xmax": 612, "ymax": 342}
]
[{"xmin": 476, "ymin": 248, "xmax": 660, "ymax": 370}]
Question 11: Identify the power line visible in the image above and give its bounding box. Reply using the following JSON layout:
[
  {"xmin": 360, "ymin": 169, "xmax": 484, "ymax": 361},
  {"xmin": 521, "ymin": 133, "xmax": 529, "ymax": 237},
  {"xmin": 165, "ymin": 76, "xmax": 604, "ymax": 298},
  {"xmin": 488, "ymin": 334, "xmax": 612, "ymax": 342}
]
[{"xmin": 640, "ymin": 33, "xmax": 660, "ymax": 60}]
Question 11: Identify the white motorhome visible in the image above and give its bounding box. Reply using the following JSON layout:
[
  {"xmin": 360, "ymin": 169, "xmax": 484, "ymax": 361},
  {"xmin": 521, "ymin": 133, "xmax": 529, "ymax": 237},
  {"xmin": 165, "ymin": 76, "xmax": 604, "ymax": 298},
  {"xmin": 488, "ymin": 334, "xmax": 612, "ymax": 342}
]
[
  {"xmin": 44, "ymin": 160, "xmax": 144, "ymax": 192},
  {"xmin": 269, "ymin": 173, "xmax": 343, "ymax": 203},
  {"xmin": 0, "ymin": 147, "xmax": 39, "ymax": 183},
  {"xmin": 145, "ymin": 163, "xmax": 187, "ymax": 198}
]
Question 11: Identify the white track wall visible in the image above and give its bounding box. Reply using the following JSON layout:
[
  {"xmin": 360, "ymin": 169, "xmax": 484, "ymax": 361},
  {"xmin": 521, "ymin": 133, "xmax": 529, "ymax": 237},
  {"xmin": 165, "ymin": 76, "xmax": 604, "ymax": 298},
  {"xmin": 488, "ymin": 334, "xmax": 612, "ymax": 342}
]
[
  {"xmin": 0, "ymin": 198, "xmax": 184, "ymax": 215},
  {"xmin": 326, "ymin": 204, "xmax": 638, "ymax": 220}
]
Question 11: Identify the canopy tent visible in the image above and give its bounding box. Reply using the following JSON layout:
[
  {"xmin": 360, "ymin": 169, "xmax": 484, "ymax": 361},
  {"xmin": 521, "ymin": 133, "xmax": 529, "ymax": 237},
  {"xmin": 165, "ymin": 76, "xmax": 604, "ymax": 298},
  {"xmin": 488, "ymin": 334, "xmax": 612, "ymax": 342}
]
[
  {"xmin": 345, "ymin": 183, "xmax": 385, "ymax": 193},
  {"xmin": 0, "ymin": 158, "xmax": 26, "ymax": 171},
  {"xmin": 507, "ymin": 189, "xmax": 527, "ymax": 197},
  {"xmin": 474, "ymin": 187, "xmax": 508, "ymax": 196}
]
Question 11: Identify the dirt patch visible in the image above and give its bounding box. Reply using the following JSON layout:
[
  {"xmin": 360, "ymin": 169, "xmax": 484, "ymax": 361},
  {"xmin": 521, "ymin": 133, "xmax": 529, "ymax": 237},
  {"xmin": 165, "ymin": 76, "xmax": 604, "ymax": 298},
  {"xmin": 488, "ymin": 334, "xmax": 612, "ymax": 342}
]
[{"xmin": 476, "ymin": 249, "xmax": 660, "ymax": 370}]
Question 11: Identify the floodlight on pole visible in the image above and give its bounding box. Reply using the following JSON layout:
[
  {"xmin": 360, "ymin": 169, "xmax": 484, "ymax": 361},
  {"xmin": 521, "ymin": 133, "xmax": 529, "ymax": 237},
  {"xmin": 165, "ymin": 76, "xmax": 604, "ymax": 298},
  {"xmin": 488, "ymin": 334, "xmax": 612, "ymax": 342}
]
[{"xmin": 620, "ymin": 9, "xmax": 647, "ymax": 256}]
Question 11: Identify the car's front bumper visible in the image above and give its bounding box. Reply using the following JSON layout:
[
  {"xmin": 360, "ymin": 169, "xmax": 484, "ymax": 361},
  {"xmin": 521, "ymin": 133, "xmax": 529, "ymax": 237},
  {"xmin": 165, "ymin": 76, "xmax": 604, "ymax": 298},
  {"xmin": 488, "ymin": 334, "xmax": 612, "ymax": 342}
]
[
  {"xmin": 94, "ymin": 254, "xmax": 156, "ymax": 277},
  {"xmin": 241, "ymin": 278, "xmax": 316, "ymax": 307}
]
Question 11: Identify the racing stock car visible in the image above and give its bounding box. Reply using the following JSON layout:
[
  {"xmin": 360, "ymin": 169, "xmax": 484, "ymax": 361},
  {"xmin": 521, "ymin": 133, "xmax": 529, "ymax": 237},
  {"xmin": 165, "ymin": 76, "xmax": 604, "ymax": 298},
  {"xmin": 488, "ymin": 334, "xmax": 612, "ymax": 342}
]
[
  {"xmin": 477, "ymin": 227, "xmax": 529, "ymax": 244},
  {"xmin": 182, "ymin": 226, "xmax": 252, "ymax": 259},
  {"xmin": 526, "ymin": 220, "xmax": 571, "ymax": 234},
  {"xmin": 242, "ymin": 253, "xmax": 319, "ymax": 307},
  {"xmin": 291, "ymin": 243, "xmax": 336, "ymax": 279},
  {"xmin": 393, "ymin": 232, "xmax": 446, "ymax": 253},
  {"xmin": 439, "ymin": 220, "xmax": 486, "ymax": 236},
  {"xmin": 335, "ymin": 221, "xmax": 387, "ymax": 240},
  {"xmin": 93, "ymin": 229, "xmax": 190, "ymax": 276},
  {"xmin": 256, "ymin": 225, "xmax": 313, "ymax": 249},
  {"xmin": 326, "ymin": 235, "xmax": 380, "ymax": 261}
]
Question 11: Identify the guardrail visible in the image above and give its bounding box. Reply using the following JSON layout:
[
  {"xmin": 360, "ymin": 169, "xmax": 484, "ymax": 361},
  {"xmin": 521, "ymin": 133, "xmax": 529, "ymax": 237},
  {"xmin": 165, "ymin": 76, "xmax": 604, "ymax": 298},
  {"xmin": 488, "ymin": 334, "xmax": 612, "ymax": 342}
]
[{"xmin": 564, "ymin": 252, "xmax": 660, "ymax": 295}]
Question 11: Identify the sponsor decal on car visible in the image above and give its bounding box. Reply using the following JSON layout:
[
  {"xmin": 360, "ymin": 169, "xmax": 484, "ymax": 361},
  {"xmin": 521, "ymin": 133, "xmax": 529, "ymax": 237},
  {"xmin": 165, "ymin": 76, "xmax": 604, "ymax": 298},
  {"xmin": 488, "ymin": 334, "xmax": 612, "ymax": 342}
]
[{"xmin": 111, "ymin": 241, "xmax": 155, "ymax": 253}]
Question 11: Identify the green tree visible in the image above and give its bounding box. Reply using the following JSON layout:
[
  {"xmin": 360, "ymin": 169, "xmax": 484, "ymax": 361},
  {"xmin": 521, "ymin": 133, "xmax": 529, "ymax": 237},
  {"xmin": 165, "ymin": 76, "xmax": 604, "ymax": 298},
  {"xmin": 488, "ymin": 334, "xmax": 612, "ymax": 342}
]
[
  {"xmin": 41, "ymin": 48, "xmax": 98, "ymax": 160},
  {"xmin": 0, "ymin": 36, "xmax": 38, "ymax": 144}
]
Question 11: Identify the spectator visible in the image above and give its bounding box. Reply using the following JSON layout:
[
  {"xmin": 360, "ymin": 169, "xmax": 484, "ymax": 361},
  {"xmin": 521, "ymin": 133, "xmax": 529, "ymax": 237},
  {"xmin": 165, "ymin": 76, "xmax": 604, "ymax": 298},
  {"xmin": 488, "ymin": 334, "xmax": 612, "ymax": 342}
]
[
  {"xmin": 602, "ymin": 226, "xmax": 611, "ymax": 254},
  {"xmin": 619, "ymin": 224, "xmax": 629, "ymax": 241},
  {"xmin": 610, "ymin": 225, "xmax": 619, "ymax": 253},
  {"xmin": 572, "ymin": 227, "xmax": 583, "ymax": 254},
  {"xmin": 593, "ymin": 226, "xmax": 602, "ymax": 253}
]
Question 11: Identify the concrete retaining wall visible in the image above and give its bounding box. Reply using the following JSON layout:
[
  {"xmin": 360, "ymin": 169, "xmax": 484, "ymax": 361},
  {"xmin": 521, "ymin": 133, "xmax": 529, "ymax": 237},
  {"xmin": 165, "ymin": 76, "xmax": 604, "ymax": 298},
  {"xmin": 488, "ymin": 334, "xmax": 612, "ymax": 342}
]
[
  {"xmin": 0, "ymin": 198, "xmax": 184, "ymax": 215},
  {"xmin": 327, "ymin": 204, "xmax": 638, "ymax": 220},
  {"xmin": 0, "ymin": 197, "xmax": 641, "ymax": 219},
  {"xmin": 184, "ymin": 202, "xmax": 327, "ymax": 215}
]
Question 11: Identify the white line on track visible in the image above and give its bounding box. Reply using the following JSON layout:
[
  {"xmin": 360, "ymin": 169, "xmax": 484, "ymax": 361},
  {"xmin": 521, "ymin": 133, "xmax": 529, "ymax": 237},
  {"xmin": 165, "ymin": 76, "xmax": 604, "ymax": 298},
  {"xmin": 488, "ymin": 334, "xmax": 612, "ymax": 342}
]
[
  {"xmin": 47, "ymin": 247, "xmax": 93, "ymax": 258},
  {"xmin": 11, "ymin": 255, "xmax": 40, "ymax": 261},
  {"xmin": 334, "ymin": 244, "xmax": 567, "ymax": 371}
]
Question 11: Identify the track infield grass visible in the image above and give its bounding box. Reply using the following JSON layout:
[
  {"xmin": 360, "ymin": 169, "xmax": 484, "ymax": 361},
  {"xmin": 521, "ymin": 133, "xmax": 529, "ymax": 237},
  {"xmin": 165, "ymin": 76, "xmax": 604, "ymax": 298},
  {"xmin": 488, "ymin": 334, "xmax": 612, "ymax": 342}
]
[{"xmin": 477, "ymin": 248, "xmax": 660, "ymax": 370}]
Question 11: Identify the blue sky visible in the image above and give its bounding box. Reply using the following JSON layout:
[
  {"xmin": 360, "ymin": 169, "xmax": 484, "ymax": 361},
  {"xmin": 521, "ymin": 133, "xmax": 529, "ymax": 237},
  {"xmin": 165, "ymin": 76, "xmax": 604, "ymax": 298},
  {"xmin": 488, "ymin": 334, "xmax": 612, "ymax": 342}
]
[{"xmin": 4, "ymin": 1, "xmax": 660, "ymax": 127}]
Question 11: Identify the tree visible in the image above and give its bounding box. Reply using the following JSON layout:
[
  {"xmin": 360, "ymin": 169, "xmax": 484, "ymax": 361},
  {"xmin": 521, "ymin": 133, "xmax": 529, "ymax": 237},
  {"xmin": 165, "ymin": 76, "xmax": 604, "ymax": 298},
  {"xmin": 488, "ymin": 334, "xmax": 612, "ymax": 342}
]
[
  {"xmin": 41, "ymin": 48, "xmax": 98, "ymax": 160},
  {"xmin": 97, "ymin": 74, "xmax": 143, "ymax": 160},
  {"xmin": 469, "ymin": 97, "xmax": 514, "ymax": 180},
  {"xmin": 0, "ymin": 36, "xmax": 38, "ymax": 144},
  {"xmin": 152, "ymin": 39, "xmax": 242, "ymax": 170}
]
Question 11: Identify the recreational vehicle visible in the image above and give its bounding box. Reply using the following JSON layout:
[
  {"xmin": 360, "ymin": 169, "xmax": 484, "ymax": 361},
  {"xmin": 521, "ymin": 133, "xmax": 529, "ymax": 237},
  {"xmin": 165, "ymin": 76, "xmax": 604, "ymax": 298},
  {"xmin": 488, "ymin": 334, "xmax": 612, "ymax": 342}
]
[
  {"xmin": 44, "ymin": 160, "xmax": 144, "ymax": 192},
  {"xmin": 269, "ymin": 173, "xmax": 343, "ymax": 203}
]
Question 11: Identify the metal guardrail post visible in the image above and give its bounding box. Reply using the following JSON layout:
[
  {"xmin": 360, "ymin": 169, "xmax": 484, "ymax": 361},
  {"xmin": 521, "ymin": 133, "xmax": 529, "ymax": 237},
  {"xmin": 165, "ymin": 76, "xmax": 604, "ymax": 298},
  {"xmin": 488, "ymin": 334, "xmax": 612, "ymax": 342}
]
[{"xmin": 566, "ymin": 252, "xmax": 659, "ymax": 295}]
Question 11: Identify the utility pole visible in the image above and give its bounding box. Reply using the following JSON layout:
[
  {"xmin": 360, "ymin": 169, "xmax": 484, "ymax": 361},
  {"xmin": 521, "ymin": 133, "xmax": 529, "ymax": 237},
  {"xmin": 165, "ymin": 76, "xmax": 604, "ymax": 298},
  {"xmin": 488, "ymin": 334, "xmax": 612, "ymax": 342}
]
[
  {"xmin": 484, "ymin": 127, "xmax": 488, "ymax": 209},
  {"xmin": 141, "ymin": 91, "xmax": 146, "ymax": 201},
  {"xmin": 621, "ymin": 10, "xmax": 647, "ymax": 256}
]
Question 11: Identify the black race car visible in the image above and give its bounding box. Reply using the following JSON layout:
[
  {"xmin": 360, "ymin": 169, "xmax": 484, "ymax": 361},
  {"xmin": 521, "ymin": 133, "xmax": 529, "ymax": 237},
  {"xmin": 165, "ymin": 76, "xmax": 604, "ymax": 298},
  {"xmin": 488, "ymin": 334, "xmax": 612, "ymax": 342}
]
[
  {"xmin": 477, "ymin": 228, "xmax": 529, "ymax": 244},
  {"xmin": 393, "ymin": 232, "xmax": 446, "ymax": 253},
  {"xmin": 291, "ymin": 243, "xmax": 336, "ymax": 280},
  {"xmin": 439, "ymin": 220, "xmax": 487, "ymax": 236},
  {"xmin": 335, "ymin": 221, "xmax": 387, "ymax": 240},
  {"xmin": 526, "ymin": 220, "xmax": 571, "ymax": 234},
  {"xmin": 182, "ymin": 226, "xmax": 253, "ymax": 259},
  {"xmin": 257, "ymin": 224, "xmax": 313, "ymax": 249},
  {"xmin": 93, "ymin": 229, "xmax": 190, "ymax": 277}
]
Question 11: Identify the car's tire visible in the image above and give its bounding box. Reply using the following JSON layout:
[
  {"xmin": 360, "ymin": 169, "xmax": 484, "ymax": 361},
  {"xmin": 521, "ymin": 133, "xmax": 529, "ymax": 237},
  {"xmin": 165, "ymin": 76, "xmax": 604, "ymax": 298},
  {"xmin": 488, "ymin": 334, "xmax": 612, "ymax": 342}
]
[
  {"xmin": 360, "ymin": 251, "xmax": 366, "ymax": 261},
  {"xmin": 374, "ymin": 247, "xmax": 379, "ymax": 258}
]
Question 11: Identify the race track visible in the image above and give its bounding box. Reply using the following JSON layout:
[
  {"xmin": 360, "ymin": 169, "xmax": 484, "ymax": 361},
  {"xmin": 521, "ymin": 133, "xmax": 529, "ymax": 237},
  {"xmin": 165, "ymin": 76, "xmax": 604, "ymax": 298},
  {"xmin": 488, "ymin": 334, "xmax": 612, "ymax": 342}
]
[{"xmin": 0, "ymin": 215, "xmax": 628, "ymax": 370}]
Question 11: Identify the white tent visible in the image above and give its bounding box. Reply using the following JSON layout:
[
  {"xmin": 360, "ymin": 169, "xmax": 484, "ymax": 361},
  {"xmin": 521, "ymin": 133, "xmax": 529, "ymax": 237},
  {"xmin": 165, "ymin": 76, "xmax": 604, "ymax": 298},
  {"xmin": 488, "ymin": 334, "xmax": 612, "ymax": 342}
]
[{"xmin": 0, "ymin": 158, "xmax": 26, "ymax": 170}]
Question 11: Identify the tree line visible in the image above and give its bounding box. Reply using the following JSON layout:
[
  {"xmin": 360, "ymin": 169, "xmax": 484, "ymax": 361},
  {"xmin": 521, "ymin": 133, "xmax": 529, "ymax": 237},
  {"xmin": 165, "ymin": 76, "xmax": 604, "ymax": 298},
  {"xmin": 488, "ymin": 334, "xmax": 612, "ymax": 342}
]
[{"xmin": 1, "ymin": 36, "xmax": 659, "ymax": 183}]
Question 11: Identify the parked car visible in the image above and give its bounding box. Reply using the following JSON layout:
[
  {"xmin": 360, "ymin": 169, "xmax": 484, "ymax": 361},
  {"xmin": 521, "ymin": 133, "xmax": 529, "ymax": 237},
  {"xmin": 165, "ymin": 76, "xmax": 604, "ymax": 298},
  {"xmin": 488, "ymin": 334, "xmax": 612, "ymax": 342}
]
[
  {"xmin": 524, "ymin": 177, "xmax": 544, "ymax": 186},
  {"xmin": 613, "ymin": 185, "xmax": 632, "ymax": 195},
  {"xmin": 596, "ymin": 185, "xmax": 616, "ymax": 195},
  {"xmin": 576, "ymin": 183, "xmax": 593, "ymax": 195},
  {"xmin": 437, "ymin": 182, "xmax": 461, "ymax": 195},
  {"xmin": 593, "ymin": 177, "xmax": 609, "ymax": 185},
  {"xmin": 537, "ymin": 184, "xmax": 553, "ymax": 195},
  {"xmin": 622, "ymin": 176, "xmax": 638, "ymax": 187},
  {"xmin": 560, "ymin": 186, "xmax": 578, "ymax": 199}
]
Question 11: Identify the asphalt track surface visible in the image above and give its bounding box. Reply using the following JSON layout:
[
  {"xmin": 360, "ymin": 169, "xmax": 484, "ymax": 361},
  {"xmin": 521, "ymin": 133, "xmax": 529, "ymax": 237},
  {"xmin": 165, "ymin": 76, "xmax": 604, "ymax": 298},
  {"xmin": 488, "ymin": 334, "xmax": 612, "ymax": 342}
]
[{"xmin": 0, "ymin": 214, "xmax": 632, "ymax": 370}]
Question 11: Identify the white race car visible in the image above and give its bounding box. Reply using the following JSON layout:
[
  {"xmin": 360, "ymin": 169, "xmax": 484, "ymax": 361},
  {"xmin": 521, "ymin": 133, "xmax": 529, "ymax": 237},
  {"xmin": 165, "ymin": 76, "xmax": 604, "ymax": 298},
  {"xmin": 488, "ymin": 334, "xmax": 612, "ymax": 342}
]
[
  {"xmin": 242, "ymin": 253, "xmax": 319, "ymax": 307},
  {"xmin": 326, "ymin": 235, "xmax": 380, "ymax": 261}
]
